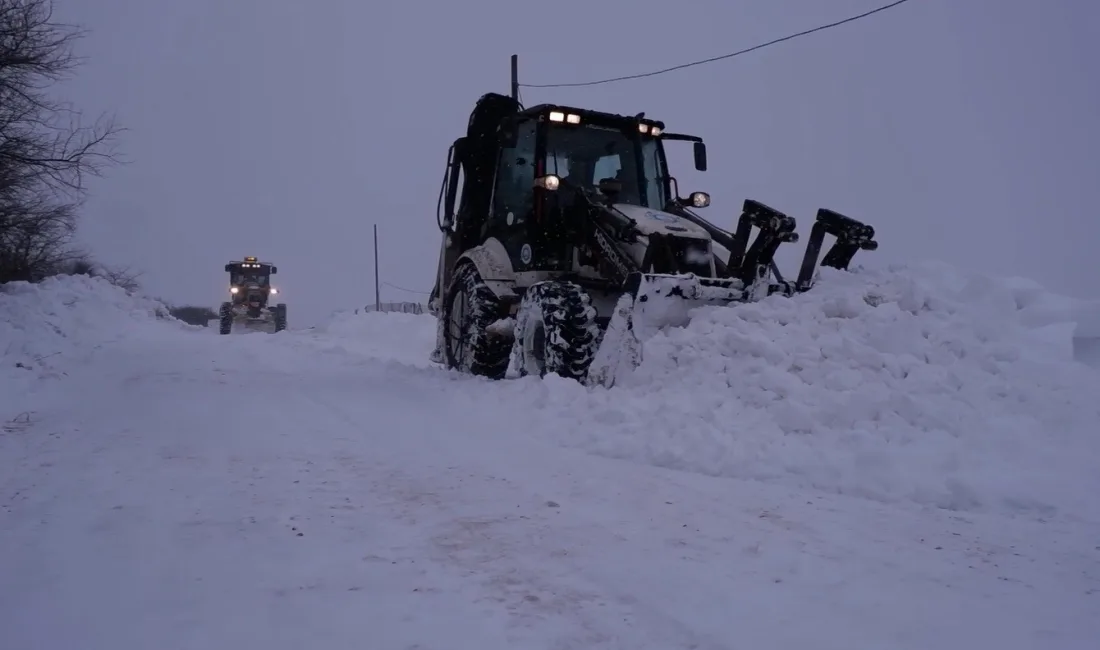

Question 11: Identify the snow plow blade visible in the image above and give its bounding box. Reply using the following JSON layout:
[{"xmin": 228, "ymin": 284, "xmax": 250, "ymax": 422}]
[{"xmin": 587, "ymin": 272, "xmax": 749, "ymax": 388}]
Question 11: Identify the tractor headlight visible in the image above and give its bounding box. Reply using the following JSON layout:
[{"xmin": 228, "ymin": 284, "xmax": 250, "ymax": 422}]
[
  {"xmin": 690, "ymin": 191, "xmax": 711, "ymax": 208},
  {"xmin": 230, "ymin": 286, "xmax": 239, "ymax": 294},
  {"xmin": 270, "ymin": 287, "xmax": 278, "ymax": 294},
  {"xmin": 534, "ymin": 174, "xmax": 560, "ymax": 190}
]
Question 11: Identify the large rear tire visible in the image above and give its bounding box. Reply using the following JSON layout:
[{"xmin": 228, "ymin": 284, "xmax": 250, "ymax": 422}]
[
  {"xmin": 273, "ymin": 303, "xmax": 287, "ymax": 333},
  {"xmin": 513, "ymin": 280, "xmax": 600, "ymax": 382},
  {"xmin": 441, "ymin": 263, "xmax": 510, "ymax": 379},
  {"xmin": 218, "ymin": 302, "xmax": 233, "ymax": 335}
]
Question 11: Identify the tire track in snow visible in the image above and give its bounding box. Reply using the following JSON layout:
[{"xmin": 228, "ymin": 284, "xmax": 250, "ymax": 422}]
[{"xmin": 294, "ymin": 379, "xmax": 732, "ymax": 650}]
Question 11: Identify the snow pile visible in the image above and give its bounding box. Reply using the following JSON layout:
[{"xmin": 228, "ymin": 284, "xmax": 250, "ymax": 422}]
[
  {"xmin": 513, "ymin": 262, "xmax": 1100, "ymax": 521},
  {"xmin": 304, "ymin": 308, "xmax": 438, "ymax": 368},
  {"xmin": 1, "ymin": 275, "xmax": 179, "ymax": 386}
]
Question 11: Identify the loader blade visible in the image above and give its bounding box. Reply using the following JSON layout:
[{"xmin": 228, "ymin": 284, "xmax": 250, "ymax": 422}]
[
  {"xmin": 587, "ymin": 293, "xmax": 643, "ymax": 389},
  {"xmin": 587, "ymin": 272, "xmax": 749, "ymax": 388},
  {"xmin": 627, "ymin": 272, "xmax": 752, "ymax": 338}
]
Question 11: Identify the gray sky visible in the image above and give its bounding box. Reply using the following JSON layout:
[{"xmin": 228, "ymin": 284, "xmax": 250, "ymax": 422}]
[{"xmin": 55, "ymin": 0, "xmax": 1099, "ymax": 326}]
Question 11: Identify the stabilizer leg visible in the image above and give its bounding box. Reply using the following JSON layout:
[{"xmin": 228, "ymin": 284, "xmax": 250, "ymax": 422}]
[
  {"xmin": 795, "ymin": 208, "xmax": 878, "ymax": 291},
  {"xmin": 726, "ymin": 199, "xmax": 800, "ymax": 298}
]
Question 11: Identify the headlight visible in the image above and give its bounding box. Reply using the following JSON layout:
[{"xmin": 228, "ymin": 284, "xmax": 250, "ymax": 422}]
[
  {"xmin": 230, "ymin": 286, "xmax": 239, "ymax": 294},
  {"xmin": 534, "ymin": 174, "xmax": 560, "ymax": 190},
  {"xmin": 270, "ymin": 287, "xmax": 278, "ymax": 294}
]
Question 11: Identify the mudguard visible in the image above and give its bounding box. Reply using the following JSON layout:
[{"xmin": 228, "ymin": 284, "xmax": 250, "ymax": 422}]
[{"xmin": 456, "ymin": 237, "xmax": 517, "ymax": 299}]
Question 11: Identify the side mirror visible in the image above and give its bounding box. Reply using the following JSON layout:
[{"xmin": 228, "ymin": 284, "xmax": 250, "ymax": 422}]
[
  {"xmin": 688, "ymin": 191, "xmax": 710, "ymax": 208},
  {"xmin": 597, "ymin": 178, "xmax": 622, "ymax": 197},
  {"xmin": 224, "ymin": 264, "xmax": 232, "ymax": 272},
  {"xmin": 693, "ymin": 142, "xmax": 708, "ymax": 171},
  {"xmin": 270, "ymin": 266, "xmax": 278, "ymax": 274}
]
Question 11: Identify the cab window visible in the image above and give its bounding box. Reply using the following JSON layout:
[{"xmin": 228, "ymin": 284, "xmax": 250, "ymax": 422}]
[{"xmin": 491, "ymin": 120, "xmax": 537, "ymax": 227}]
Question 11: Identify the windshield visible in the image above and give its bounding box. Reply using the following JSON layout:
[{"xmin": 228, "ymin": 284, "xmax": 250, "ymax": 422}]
[
  {"xmin": 544, "ymin": 125, "xmax": 667, "ymax": 210},
  {"xmin": 232, "ymin": 271, "xmax": 269, "ymax": 286}
]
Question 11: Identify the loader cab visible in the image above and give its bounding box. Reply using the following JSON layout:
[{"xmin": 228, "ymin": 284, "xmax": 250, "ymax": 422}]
[
  {"xmin": 486, "ymin": 104, "xmax": 710, "ymax": 268},
  {"xmin": 433, "ymin": 94, "xmax": 710, "ymax": 304},
  {"xmin": 491, "ymin": 106, "xmax": 683, "ymax": 222}
]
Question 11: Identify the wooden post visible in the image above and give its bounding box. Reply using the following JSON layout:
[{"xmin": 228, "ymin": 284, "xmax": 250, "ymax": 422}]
[
  {"xmin": 510, "ymin": 54, "xmax": 519, "ymax": 101},
  {"xmin": 373, "ymin": 223, "xmax": 381, "ymax": 311}
]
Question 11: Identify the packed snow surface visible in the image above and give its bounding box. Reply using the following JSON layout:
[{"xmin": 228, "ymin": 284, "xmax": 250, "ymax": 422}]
[{"xmin": 2, "ymin": 267, "xmax": 1098, "ymax": 649}]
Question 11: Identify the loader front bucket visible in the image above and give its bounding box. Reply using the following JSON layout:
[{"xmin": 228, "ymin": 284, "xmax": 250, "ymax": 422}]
[
  {"xmin": 585, "ymin": 202, "xmax": 880, "ymax": 388},
  {"xmin": 587, "ymin": 271, "xmax": 749, "ymax": 388}
]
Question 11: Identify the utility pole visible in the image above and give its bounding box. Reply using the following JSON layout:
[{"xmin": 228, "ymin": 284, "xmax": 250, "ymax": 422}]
[
  {"xmin": 373, "ymin": 223, "xmax": 381, "ymax": 311},
  {"xmin": 510, "ymin": 54, "xmax": 519, "ymax": 102}
]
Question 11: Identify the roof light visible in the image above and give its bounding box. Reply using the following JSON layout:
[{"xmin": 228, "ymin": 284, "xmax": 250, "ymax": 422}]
[
  {"xmin": 566, "ymin": 113, "xmax": 581, "ymax": 124},
  {"xmin": 651, "ymin": 126, "xmax": 662, "ymax": 136},
  {"xmin": 549, "ymin": 111, "xmax": 565, "ymax": 122}
]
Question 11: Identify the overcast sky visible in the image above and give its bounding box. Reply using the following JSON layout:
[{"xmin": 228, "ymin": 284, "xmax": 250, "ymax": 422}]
[{"xmin": 54, "ymin": 0, "xmax": 1099, "ymax": 326}]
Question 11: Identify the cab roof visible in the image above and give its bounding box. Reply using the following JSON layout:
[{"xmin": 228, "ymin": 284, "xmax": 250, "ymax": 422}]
[{"xmin": 517, "ymin": 103, "xmax": 666, "ymax": 132}]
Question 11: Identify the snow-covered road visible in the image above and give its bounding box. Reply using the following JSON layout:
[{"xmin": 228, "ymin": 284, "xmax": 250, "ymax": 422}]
[{"xmin": 2, "ymin": 271, "xmax": 1099, "ymax": 649}]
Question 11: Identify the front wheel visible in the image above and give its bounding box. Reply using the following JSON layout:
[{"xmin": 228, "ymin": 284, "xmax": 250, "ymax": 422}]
[
  {"xmin": 441, "ymin": 263, "xmax": 510, "ymax": 379},
  {"xmin": 513, "ymin": 281, "xmax": 600, "ymax": 382},
  {"xmin": 273, "ymin": 303, "xmax": 287, "ymax": 333},
  {"xmin": 219, "ymin": 302, "xmax": 233, "ymax": 335}
]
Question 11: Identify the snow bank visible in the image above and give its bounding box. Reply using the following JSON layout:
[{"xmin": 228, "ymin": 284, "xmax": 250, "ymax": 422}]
[
  {"xmin": 1, "ymin": 275, "xmax": 180, "ymax": 387},
  {"xmin": 510, "ymin": 262, "xmax": 1100, "ymax": 521},
  {"xmin": 304, "ymin": 308, "xmax": 438, "ymax": 368}
]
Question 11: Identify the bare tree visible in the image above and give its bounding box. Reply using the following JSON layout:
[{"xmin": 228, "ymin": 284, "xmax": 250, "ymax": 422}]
[{"xmin": 0, "ymin": 0, "xmax": 123, "ymax": 283}]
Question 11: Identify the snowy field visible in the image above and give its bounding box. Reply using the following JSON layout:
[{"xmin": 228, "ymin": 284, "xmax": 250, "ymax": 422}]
[{"xmin": 2, "ymin": 268, "xmax": 1099, "ymax": 649}]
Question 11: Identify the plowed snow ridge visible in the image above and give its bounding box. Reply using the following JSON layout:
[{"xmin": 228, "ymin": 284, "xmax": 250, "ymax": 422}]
[
  {"xmin": 318, "ymin": 263, "xmax": 1100, "ymax": 522},
  {"xmin": 1, "ymin": 275, "xmax": 185, "ymax": 390},
  {"xmin": 521, "ymin": 263, "xmax": 1100, "ymax": 519},
  {"xmin": 4, "ymin": 264, "xmax": 1099, "ymax": 524}
]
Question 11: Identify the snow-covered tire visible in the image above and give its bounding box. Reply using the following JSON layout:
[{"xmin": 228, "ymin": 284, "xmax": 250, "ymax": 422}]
[
  {"xmin": 513, "ymin": 280, "xmax": 600, "ymax": 382},
  {"xmin": 273, "ymin": 303, "xmax": 287, "ymax": 333},
  {"xmin": 441, "ymin": 263, "xmax": 510, "ymax": 379},
  {"xmin": 219, "ymin": 302, "xmax": 233, "ymax": 335}
]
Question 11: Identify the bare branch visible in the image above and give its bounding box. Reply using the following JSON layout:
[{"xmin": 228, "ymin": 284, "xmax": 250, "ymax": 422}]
[{"xmin": 0, "ymin": 0, "xmax": 125, "ymax": 284}]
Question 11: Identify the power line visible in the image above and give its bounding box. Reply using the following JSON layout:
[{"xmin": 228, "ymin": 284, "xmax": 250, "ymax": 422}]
[
  {"xmin": 383, "ymin": 281, "xmax": 430, "ymax": 295},
  {"xmin": 519, "ymin": 0, "xmax": 914, "ymax": 89}
]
